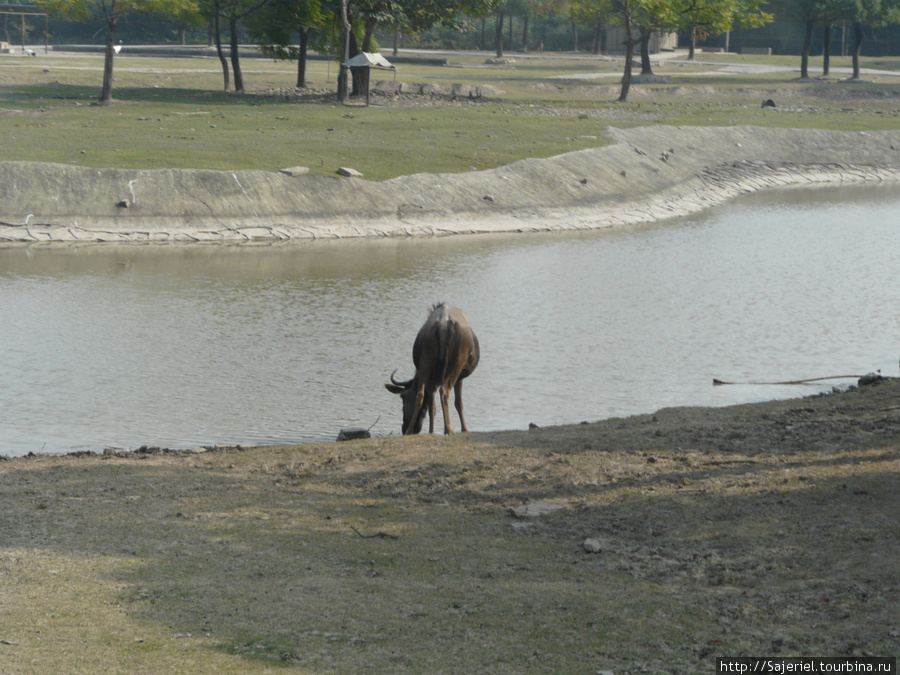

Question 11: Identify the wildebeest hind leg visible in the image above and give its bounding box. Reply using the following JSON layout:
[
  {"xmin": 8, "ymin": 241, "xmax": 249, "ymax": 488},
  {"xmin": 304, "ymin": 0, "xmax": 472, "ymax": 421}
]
[
  {"xmin": 428, "ymin": 393, "xmax": 436, "ymax": 434},
  {"xmin": 440, "ymin": 386, "xmax": 454, "ymax": 435},
  {"xmin": 454, "ymin": 380, "xmax": 467, "ymax": 432}
]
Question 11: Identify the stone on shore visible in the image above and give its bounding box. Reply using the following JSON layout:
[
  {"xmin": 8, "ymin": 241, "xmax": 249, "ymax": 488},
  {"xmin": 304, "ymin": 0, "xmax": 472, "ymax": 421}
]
[
  {"xmin": 280, "ymin": 166, "xmax": 310, "ymax": 176},
  {"xmin": 337, "ymin": 427, "xmax": 371, "ymax": 442}
]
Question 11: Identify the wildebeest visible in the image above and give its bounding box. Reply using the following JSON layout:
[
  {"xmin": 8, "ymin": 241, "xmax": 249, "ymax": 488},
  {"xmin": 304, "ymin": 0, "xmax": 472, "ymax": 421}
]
[{"xmin": 385, "ymin": 303, "xmax": 480, "ymax": 435}]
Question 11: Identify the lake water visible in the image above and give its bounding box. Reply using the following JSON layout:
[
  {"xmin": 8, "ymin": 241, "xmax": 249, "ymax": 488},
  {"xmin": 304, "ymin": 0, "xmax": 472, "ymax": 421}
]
[{"xmin": 2, "ymin": 184, "xmax": 899, "ymax": 456}]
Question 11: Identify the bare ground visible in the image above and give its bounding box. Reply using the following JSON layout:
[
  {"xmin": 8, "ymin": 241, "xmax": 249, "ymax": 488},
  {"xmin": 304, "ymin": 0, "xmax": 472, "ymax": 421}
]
[{"xmin": 1, "ymin": 379, "xmax": 898, "ymax": 673}]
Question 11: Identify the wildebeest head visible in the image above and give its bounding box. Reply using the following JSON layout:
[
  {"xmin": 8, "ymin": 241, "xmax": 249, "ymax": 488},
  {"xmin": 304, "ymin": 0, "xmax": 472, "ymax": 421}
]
[{"xmin": 385, "ymin": 370, "xmax": 428, "ymax": 435}]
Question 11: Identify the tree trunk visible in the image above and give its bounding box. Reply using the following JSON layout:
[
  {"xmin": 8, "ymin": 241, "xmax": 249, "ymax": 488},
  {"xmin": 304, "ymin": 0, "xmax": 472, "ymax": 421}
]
[
  {"xmin": 362, "ymin": 16, "xmax": 376, "ymax": 51},
  {"xmin": 800, "ymin": 19, "xmax": 813, "ymax": 79},
  {"xmin": 296, "ymin": 28, "xmax": 309, "ymax": 88},
  {"xmin": 571, "ymin": 19, "xmax": 577, "ymax": 52},
  {"xmin": 688, "ymin": 26, "xmax": 696, "ymax": 61},
  {"xmin": 229, "ymin": 15, "xmax": 243, "ymax": 92},
  {"xmin": 480, "ymin": 17, "xmax": 486, "ymax": 51},
  {"xmin": 591, "ymin": 23, "xmax": 601, "ymax": 55},
  {"xmin": 639, "ymin": 29, "xmax": 653, "ymax": 76},
  {"xmin": 822, "ymin": 23, "xmax": 831, "ymax": 76},
  {"xmin": 522, "ymin": 16, "xmax": 530, "ymax": 52},
  {"xmin": 213, "ymin": 2, "xmax": 230, "ymax": 91},
  {"xmin": 507, "ymin": 14, "xmax": 513, "ymax": 51},
  {"xmin": 618, "ymin": 14, "xmax": 635, "ymax": 102},
  {"xmin": 851, "ymin": 21, "xmax": 863, "ymax": 79},
  {"xmin": 393, "ymin": 30, "xmax": 399, "ymax": 57},
  {"xmin": 99, "ymin": 17, "xmax": 117, "ymax": 104},
  {"xmin": 495, "ymin": 11, "xmax": 504, "ymax": 58},
  {"xmin": 337, "ymin": 0, "xmax": 350, "ymax": 102}
]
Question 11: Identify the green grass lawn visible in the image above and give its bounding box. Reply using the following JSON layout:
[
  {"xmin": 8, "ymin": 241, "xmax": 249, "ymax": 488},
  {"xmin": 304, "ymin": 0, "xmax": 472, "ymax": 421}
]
[{"xmin": 2, "ymin": 50, "xmax": 899, "ymax": 179}]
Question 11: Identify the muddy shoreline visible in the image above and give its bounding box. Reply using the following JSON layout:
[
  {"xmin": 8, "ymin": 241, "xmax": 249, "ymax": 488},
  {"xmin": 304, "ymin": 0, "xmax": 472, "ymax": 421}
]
[{"xmin": 2, "ymin": 125, "xmax": 900, "ymax": 244}]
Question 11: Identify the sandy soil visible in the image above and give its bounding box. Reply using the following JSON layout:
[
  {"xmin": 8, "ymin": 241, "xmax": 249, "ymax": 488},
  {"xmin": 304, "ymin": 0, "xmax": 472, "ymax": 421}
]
[{"xmin": 1, "ymin": 379, "xmax": 898, "ymax": 672}]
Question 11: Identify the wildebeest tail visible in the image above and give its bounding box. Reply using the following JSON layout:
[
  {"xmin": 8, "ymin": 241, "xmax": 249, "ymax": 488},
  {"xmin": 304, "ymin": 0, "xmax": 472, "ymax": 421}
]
[{"xmin": 429, "ymin": 310, "xmax": 457, "ymax": 391}]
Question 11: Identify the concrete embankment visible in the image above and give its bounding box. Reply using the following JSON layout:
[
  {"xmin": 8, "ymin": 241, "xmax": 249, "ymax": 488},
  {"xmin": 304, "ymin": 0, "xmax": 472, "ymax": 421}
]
[{"xmin": 2, "ymin": 125, "xmax": 899, "ymax": 244}]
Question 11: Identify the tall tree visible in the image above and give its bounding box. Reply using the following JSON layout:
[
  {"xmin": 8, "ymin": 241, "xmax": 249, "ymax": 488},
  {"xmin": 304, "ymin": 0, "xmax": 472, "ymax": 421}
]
[
  {"xmin": 675, "ymin": 0, "xmax": 771, "ymax": 61},
  {"xmin": 511, "ymin": 0, "xmax": 539, "ymax": 51},
  {"xmin": 38, "ymin": 0, "xmax": 198, "ymax": 103},
  {"xmin": 246, "ymin": 0, "xmax": 324, "ymax": 87},
  {"xmin": 571, "ymin": 0, "xmax": 611, "ymax": 54},
  {"xmin": 338, "ymin": 0, "xmax": 351, "ymax": 101},
  {"xmin": 634, "ymin": 0, "xmax": 678, "ymax": 77},
  {"xmin": 330, "ymin": 0, "xmax": 495, "ymax": 96},
  {"xmin": 817, "ymin": 0, "xmax": 851, "ymax": 75},
  {"xmin": 842, "ymin": 0, "xmax": 900, "ymax": 78},
  {"xmin": 196, "ymin": 0, "xmax": 273, "ymax": 92},
  {"xmin": 606, "ymin": 0, "xmax": 639, "ymax": 101},
  {"xmin": 776, "ymin": 0, "xmax": 827, "ymax": 79},
  {"xmin": 217, "ymin": 0, "xmax": 273, "ymax": 92},
  {"xmin": 600, "ymin": 0, "xmax": 675, "ymax": 98},
  {"xmin": 493, "ymin": 0, "xmax": 508, "ymax": 56},
  {"xmin": 599, "ymin": 0, "xmax": 771, "ymax": 101},
  {"xmin": 201, "ymin": 0, "xmax": 231, "ymax": 89}
]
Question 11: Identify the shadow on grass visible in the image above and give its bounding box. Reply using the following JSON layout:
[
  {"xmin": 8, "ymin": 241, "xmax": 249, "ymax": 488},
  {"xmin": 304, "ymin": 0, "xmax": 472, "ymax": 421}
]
[{"xmin": 0, "ymin": 82, "xmax": 339, "ymax": 108}]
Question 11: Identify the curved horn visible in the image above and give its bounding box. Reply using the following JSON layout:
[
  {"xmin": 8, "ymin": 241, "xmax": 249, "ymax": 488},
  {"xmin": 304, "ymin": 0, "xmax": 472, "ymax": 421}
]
[{"xmin": 391, "ymin": 370, "xmax": 413, "ymax": 389}]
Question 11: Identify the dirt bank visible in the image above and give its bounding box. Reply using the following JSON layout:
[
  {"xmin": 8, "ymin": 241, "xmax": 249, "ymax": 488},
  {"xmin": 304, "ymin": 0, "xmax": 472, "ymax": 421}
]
[
  {"xmin": 2, "ymin": 125, "xmax": 899, "ymax": 244},
  {"xmin": 1, "ymin": 379, "xmax": 898, "ymax": 672}
]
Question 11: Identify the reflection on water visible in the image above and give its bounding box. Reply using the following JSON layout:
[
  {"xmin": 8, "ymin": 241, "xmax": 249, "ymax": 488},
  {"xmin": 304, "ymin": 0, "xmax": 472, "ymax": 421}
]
[{"xmin": 2, "ymin": 184, "xmax": 899, "ymax": 456}]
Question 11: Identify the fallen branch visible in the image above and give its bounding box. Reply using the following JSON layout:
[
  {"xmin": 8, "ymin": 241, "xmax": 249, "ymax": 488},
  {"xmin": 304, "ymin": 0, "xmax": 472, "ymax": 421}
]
[
  {"xmin": 713, "ymin": 374, "xmax": 863, "ymax": 386},
  {"xmin": 351, "ymin": 526, "xmax": 399, "ymax": 540}
]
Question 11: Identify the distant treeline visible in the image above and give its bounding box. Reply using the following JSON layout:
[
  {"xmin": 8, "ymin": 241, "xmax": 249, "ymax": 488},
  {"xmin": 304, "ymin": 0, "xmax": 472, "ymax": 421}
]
[
  {"xmin": 7, "ymin": 6, "xmax": 899, "ymax": 58},
  {"xmin": 401, "ymin": 12, "xmax": 900, "ymax": 58}
]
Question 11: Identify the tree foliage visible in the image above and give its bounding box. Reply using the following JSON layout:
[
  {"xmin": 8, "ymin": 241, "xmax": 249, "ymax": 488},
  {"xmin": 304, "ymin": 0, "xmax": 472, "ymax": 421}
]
[
  {"xmin": 36, "ymin": 0, "xmax": 899, "ymax": 105},
  {"xmin": 38, "ymin": 0, "xmax": 199, "ymax": 102},
  {"xmin": 677, "ymin": 0, "xmax": 771, "ymax": 59},
  {"xmin": 585, "ymin": 0, "xmax": 771, "ymax": 101},
  {"xmin": 246, "ymin": 0, "xmax": 325, "ymax": 87},
  {"xmin": 833, "ymin": 0, "xmax": 900, "ymax": 77},
  {"xmin": 334, "ymin": 0, "xmax": 496, "ymax": 95}
]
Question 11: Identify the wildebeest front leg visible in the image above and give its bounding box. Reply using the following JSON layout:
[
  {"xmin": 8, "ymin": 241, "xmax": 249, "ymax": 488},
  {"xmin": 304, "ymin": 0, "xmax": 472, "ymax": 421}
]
[{"xmin": 454, "ymin": 380, "xmax": 467, "ymax": 432}]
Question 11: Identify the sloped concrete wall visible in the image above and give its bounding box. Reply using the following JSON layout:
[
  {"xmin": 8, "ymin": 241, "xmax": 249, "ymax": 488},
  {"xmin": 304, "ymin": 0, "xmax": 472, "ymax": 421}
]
[{"xmin": 2, "ymin": 126, "xmax": 899, "ymax": 244}]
